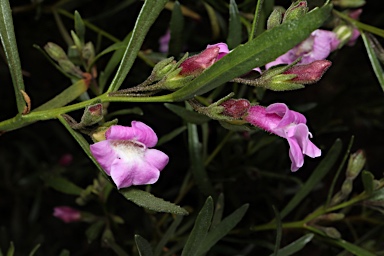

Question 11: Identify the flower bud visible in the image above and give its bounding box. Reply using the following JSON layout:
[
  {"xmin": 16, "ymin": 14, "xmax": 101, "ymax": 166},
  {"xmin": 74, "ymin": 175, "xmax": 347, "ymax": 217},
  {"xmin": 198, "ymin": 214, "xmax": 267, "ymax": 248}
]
[
  {"xmin": 341, "ymin": 178, "xmax": 353, "ymax": 196},
  {"xmin": 267, "ymin": 6, "xmax": 285, "ymax": 30},
  {"xmin": 323, "ymin": 227, "xmax": 341, "ymax": 239},
  {"xmin": 220, "ymin": 99, "xmax": 251, "ymax": 119},
  {"xmin": 152, "ymin": 57, "xmax": 179, "ymax": 81},
  {"xmin": 80, "ymin": 103, "xmax": 104, "ymax": 127},
  {"xmin": 44, "ymin": 42, "xmax": 67, "ymax": 61},
  {"xmin": 283, "ymin": 1, "xmax": 308, "ymax": 23},
  {"xmin": 179, "ymin": 47, "xmax": 220, "ymax": 76},
  {"xmin": 58, "ymin": 154, "xmax": 73, "ymax": 167},
  {"xmin": 333, "ymin": 25, "xmax": 354, "ymax": 48},
  {"xmin": 332, "ymin": 0, "xmax": 365, "ymax": 8},
  {"xmin": 283, "ymin": 60, "xmax": 332, "ymax": 84},
  {"xmin": 53, "ymin": 206, "xmax": 81, "ymax": 223},
  {"xmin": 58, "ymin": 59, "xmax": 83, "ymax": 77},
  {"xmin": 346, "ymin": 150, "xmax": 366, "ymax": 179},
  {"xmin": 82, "ymin": 42, "xmax": 95, "ymax": 62}
]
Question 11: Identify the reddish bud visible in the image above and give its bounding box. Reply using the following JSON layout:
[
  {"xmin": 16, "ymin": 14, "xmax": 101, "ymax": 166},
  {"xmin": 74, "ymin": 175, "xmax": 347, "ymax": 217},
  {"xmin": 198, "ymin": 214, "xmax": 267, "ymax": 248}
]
[
  {"xmin": 59, "ymin": 154, "xmax": 73, "ymax": 167},
  {"xmin": 53, "ymin": 206, "xmax": 81, "ymax": 223},
  {"xmin": 179, "ymin": 47, "xmax": 220, "ymax": 76},
  {"xmin": 220, "ymin": 99, "xmax": 251, "ymax": 119},
  {"xmin": 283, "ymin": 60, "xmax": 332, "ymax": 84}
]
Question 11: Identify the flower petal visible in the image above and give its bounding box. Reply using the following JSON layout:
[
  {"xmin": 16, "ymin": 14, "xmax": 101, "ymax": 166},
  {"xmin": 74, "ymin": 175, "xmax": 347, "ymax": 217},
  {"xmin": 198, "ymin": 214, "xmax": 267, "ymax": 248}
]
[
  {"xmin": 106, "ymin": 122, "xmax": 158, "ymax": 147},
  {"xmin": 266, "ymin": 103, "xmax": 306, "ymax": 128},
  {"xmin": 90, "ymin": 140, "xmax": 117, "ymax": 175},
  {"xmin": 132, "ymin": 162, "xmax": 160, "ymax": 185},
  {"xmin": 110, "ymin": 158, "xmax": 137, "ymax": 189},
  {"xmin": 145, "ymin": 149, "xmax": 169, "ymax": 171},
  {"xmin": 207, "ymin": 43, "xmax": 229, "ymax": 59},
  {"xmin": 287, "ymin": 137, "xmax": 304, "ymax": 172}
]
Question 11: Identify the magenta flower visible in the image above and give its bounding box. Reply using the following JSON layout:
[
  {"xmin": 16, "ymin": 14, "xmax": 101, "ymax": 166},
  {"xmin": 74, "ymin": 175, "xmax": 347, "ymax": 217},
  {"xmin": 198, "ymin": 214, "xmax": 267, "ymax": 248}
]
[
  {"xmin": 266, "ymin": 29, "xmax": 340, "ymax": 69},
  {"xmin": 207, "ymin": 43, "xmax": 261, "ymax": 73},
  {"xmin": 159, "ymin": 29, "xmax": 171, "ymax": 53},
  {"xmin": 245, "ymin": 103, "xmax": 321, "ymax": 171},
  {"xmin": 90, "ymin": 122, "xmax": 169, "ymax": 189},
  {"xmin": 53, "ymin": 206, "xmax": 81, "ymax": 223}
]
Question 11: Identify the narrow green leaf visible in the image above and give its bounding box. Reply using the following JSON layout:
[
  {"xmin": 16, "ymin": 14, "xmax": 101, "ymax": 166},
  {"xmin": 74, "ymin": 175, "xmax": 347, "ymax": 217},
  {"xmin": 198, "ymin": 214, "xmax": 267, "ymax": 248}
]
[
  {"xmin": 227, "ymin": 0, "xmax": 241, "ymax": 49},
  {"xmin": 90, "ymin": 41, "xmax": 127, "ymax": 68},
  {"xmin": 135, "ymin": 235, "xmax": 154, "ymax": 256},
  {"xmin": 120, "ymin": 188, "xmax": 188, "ymax": 215},
  {"xmin": 249, "ymin": 0, "xmax": 265, "ymax": 41},
  {"xmin": 154, "ymin": 216, "xmax": 183, "ymax": 256},
  {"xmin": 169, "ymin": 4, "xmax": 332, "ymax": 101},
  {"xmin": 107, "ymin": 0, "xmax": 168, "ymax": 92},
  {"xmin": 210, "ymin": 193, "xmax": 225, "ymax": 230},
  {"xmin": 157, "ymin": 126, "xmax": 187, "ymax": 146},
  {"xmin": 280, "ymin": 139, "xmax": 343, "ymax": 219},
  {"xmin": 74, "ymin": 11, "xmax": 85, "ymax": 44},
  {"xmin": 187, "ymin": 116, "xmax": 215, "ymax": 196},
  {"xmin": 196, "ymin": 204, "xmax": 249, "ymax": 255},
  {"xmin": 28, "ymin": 244, "xmax": 41, "ymax": 256},
  {"xmin": 34, "ymin": 79, "xmax": 88, "ymax": 111},
  {"xmin": 367, "ymin": 187, "xmax": 384, "ymax": 202},
  {"xmin": 58, "ymin": 249, "xmax": 70, "ymax": 256},
  {"xmin": 181, "ymin": 197, "xmax": 214, "ymax": 256},
  {"xmin": 361, "ymin": 32, "xmax": 384, "ymax": 92},
  {"xmin": 0, "ymin": 0, "xmax": 26, "ymax": 113},
  {"xmin": 165, "ymin": 103, "xmax": 211, "ymax": 124},
  {"xmin": 362, "ymin": 170, "xmax": 374, "ymax": 195},
  {"xmin": 328, "ymin": 238, "xmax": 376, "ymax": 256},
  {"xmin": 6, "ymin": 242, "xmax": 14, "ymax": 256},
  {"xmin": 43, "ymin": 176, "xmax": 83, "ymax": 195},
  {"xmin": 169, "ymin": 1, "xmax": 184, "ymax": 57},
  {"xmin": 99, "ymin": 33, "xmax": 131, "ymax": 92},
  {"xmin": 272, "ymin": 206, "xmax": 282, "ymax": 256},
  {"xmin": 85, "ymin": 220, "xmax": 105, "ymax": 243},
  {"xmin": 270, "ymin": 233, "xmax": 314, "ymax": 256}
]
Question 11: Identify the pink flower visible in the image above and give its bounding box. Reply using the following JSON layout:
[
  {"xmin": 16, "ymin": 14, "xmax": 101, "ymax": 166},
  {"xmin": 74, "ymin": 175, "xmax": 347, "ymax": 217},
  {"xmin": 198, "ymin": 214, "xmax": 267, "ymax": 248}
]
[
  {"xmin": 245, "ymin": 103, "xmax": 321, "ymax": 171},
  {"xmin": 179, "ymin": 47, "xmax": 220, "ymax": 76},
  {"xmin": 266, "ymin": 29, "xmax": 340, "ymax": 69},
  {"xmin": 90, "ymin": 122, "xmax": 169, "ymax": 189},
  {"xmin": 159, "ymin": 29, "xmax": 171, "ymax": 53},
  {"xmin": 207, "ymin": 43, "xmax": 261, "ymax": 73},
  {"xmin": 53, "ymin": 206, "xmax": 81, "ymax": 223}
]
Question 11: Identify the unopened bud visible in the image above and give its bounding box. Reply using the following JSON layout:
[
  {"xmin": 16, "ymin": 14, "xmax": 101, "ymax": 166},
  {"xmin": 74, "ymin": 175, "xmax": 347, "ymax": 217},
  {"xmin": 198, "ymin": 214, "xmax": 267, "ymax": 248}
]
[
  {"xmin": 152, "ymin": 57, "xmax": 179, "ymax": 81},
  {"xmin": 333, "ymin": 25, "xmax": 354, "ymax": 48},
  {"xmin": 341, "ymin": 178, "xmax": 353, "ymax": 195},
  {"xmin": 44, "ymin": 42, "xmax": 68, "ymax": 61},
  {"xmin": 267, "ymin": 6, "xmax": 285, "ymax": 30},
  {"xmin": 323, "ymin": 227, "xmax": 341, "ymax": 239},
  {"xmin": 58, "ymin": 59, "xmax": 83, "ymax": 77},
  {"xmin": 220, "ymin": 99, "xmax": 251, "ymax": 119},
  {"xmin": 179, "ymin": 47, "xmax": 219, "ymax": 76},
  {"xmin": 80, "ymin": 103, "xmax": 103, "ymax": 127},
  {"xmin": 332, "ymin": 0, "xmax": 365, "ymax": 8},
  {"xmin": 346, "ymin": 150, "xmax": 366, "ymax": 179},
  {"xmin": 283, "ymin": 1, "xmax": 308, "ymax": 23},
  {"xmin": 283, "ymin": 60, "xmax": 332, "ymax": 84},
  {"xmin": 82, "ymin": 42, "xmax": 95, "ymax": 62},
  {"xmin": 53, "ymin": 206, "xmax": 81, "ymax": 223}
]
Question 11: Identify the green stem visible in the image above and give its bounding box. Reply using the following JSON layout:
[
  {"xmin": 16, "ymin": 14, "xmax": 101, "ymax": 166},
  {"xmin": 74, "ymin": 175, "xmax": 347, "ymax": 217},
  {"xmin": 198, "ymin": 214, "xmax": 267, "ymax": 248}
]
[
  {"xmin": 248, "ymin": 0, "xmax": 264, "ymax": 42},
  {"xmin": 0, "ymin": 93, "xmax": 174, "ymax": 132},
  {"xmin": 204, "ymin": 131, "xmax": 233, "ymax": 166},
  {"xmin": 333, "ymin": 10, "xmax": 384, "ymax": 38}
]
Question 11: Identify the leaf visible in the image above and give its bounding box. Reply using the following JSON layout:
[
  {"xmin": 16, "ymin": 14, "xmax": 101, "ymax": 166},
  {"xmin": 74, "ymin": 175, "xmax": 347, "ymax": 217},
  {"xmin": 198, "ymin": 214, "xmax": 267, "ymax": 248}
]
[
  {"xmin": 361, "ymin": 32, "xmax": 384, "ymax": 93},
  {"xmin": 43, "ymin": 176, "xmax": 83, "ymax": 195},
  {"xmin": 28, "ymin": 244, "xmax": 41, "ymax": 256},
  {"xmin": 0, "ymin": 0, "xmax": 26, "ymax": 113},
  {"xmin": 165, "ymin": 103, "xmax": 211, "ymax": 124},
  {"xmin": 169, "ymin": 1, "xmax": 184, "ymax": 57},
  {"xmin": 328, "ymin": 238, "xmax": 376, "ymax": 256},
  {"xmin": 269, "ymin": 233, "xmax": 314, "ymax": 256},
  {"xmin": 6, "ymin": 242, "xmax": 14, "ymax": 256},
  {"xmin": 196, "ymin": 204, "xmax": 249, "ymax": 255},
  {"xmin": 157, "ymin": 126, "xmax": 187, "ymax": 146},
  {"xmin": 168, "ymin": 4, "xmax": 332, "ymax": 101},
  {"xmin": 362, "ymin": 170, "xmax": 374, "ymax": 195},
  {"xmin": 74, "ymin": 11, "xmax": 85, "ymax": 44},
  {"xmin": 280, "ymin": 139, "xmax": 343, "ymax": 219},
  {"xmin": 272, "ymin": 206, "xmax": 282, "ymax": 256},
  {"xmin": 154, "ymin": 216, "xmax": 183, "ymax": 256},
  {"xmin": 107, "ymin": 0, "xmax": 169, "ymax": 92},
  {"xmin": 181, "ymin": 197, "xmax": 214, "ymax": 256},
  {"xmin": 120, "ymin": 188, "xmax": 188, "ymax": 215},
  {"xmin": 58, "ymin": 250, "xmax": 70, "ymax": 256},
  {"xmin": 210, "ymin": 193, "xmax": 225, "ymax": 230},
  {"xmin": 227, "ymin": 0, "xmax": 241, "ymax": 49},
  {"xmin": 135, "ymin": 235, "xmax": 153, "ymax": 256},
  {"xmin": 90, "ymin": 41, "xmax": 127, "ymax": 68},
  {"xmin": 34, "ymin": 79, "xmax": 89, "ymax": 111},
  {"xmin": 85, "ymin": 220, "xmax": 105, "ymax": 243}
]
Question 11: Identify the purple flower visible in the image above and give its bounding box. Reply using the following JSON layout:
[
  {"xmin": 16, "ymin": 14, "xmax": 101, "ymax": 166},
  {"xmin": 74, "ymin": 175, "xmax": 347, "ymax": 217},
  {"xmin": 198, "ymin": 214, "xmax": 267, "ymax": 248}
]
[
  {"xmin": 244, "ymin": 103, "xmax": 321, "ymax": 171},
  {"xmin": 90, "ymin": 122, "xmax": 169, "ymax": 189},
  {"xmin": 159, "ymin": 29, "xmax": 171, "ymax": 53},
  {"xmin": 53, "ymin": 206, "xmax": 81, "ymax": 223},
  {"xmin": 266, "ymin": 29, "xmax": 340, "ymax": 69},
  {"xmin": 207, "ymin": 43, "xmax": 261, "ymax": 73}
]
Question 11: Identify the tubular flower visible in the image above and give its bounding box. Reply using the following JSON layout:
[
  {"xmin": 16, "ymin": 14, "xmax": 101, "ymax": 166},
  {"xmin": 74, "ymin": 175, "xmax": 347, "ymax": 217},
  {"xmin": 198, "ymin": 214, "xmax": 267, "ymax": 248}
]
[
  {"xmin": 266, "ymin": 29, "xmax": 340, "ymax": 69},
  {"xmin": 53, "ymin": 206, "xmax": 81, "ymax": 223},
  {"xmin": 245, "ymin": 103, "xmax": 321, "ymax": 171},
  {"xmin": 90, "ymin": 122, "xmax": 169, "ymax": 189}
]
